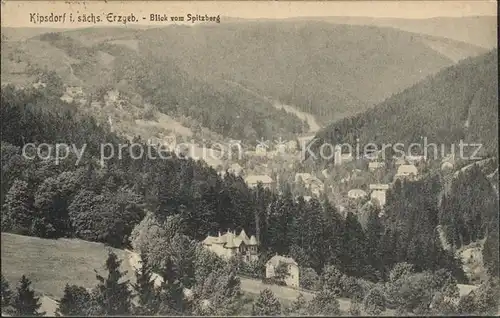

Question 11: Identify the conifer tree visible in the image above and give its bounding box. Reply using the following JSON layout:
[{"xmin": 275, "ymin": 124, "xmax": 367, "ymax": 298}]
[
  {"xmin": 1, "ymin": 274, "xmax": 12, "ymax": 310},
  {"xmin": 132, "ymin": 252, "xmax": 159, "ymax": 315},
  {"xmin": 251, "ymin": 288, "xmax": 281, "ymax": 316},
  {"xmin": 10, "ymin": 275, "xmax": 44, "ymax": 316},
  {"xmin": 55, "ymin": 284, "xmax": 91, "ymax": 316},
  {"xmin": 307, "ymin": 289, "xmax": 340, "ymax": 316},
  {"xmin": 287, "ymin": 293, "xmax": 308, "ymax": 315},
  {"xmin": 93, "ymin": 251, "xmax": 132, "ymax": 315}
]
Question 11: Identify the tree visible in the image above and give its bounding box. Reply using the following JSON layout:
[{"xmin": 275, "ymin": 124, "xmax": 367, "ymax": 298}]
[
  {"xmin": 321, "ymin": 265, "xmax": 343, "ymax": 296},
  {"xmin": 193, "ymin": 263, "xmax": 242, "ymax": 316},
  {"xmin": 92, "ymin": 251, "xmax": 132, "ymax": 315},
  {"xmin": 10, "ymin": 275, "xmax": 45, "ymax": 316},
  {"xmin": 56, "ymin": 284, "xmax": 91, "ymax": 316},
  {"xmin": 131, "ymin": 252, "xmax": 160, "ymax": 315},
  {"xmin": 1, "ymin": 274, "xmax": 12, "ymax": 310},
  {"xmin": 251, "ymin": 288, "xmax": 281, "ymax": 316},
  {"xmin": 286, "ymin": 293, "xmax": 308, "ymax": 316},
  {"xmin": 348, "ymin": 301, "xmax": 361, "ymax": 316},
  {"xmin": 2, "ymin": 180, "xmax": 34, "ymax": 235},
  {"xmin": 341, "ymin": 212, "xmax": 368, "ymax": 277},
  {"xmin": 156, "ymin": 257, "xmax": 188, "ymax": 315},
  {"xmin": 307, "ymin": 289, "xmax": 340, "ymax": 316},
  {"xmin": 457, "ymin": 277, "xmax": 500, "ymax": 315},
  {"xmin": 363, "ymin": 287, "xmax": 386, "ymax": 315},
  {"xmin": 389, "ymin": 262, "xmax": 414, "ymax": 282}
]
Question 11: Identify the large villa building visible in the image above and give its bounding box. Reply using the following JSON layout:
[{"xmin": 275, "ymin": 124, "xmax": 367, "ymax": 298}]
[{"xmin": 202, "ymin": 229, "xmax": 259, "ymax": 262}]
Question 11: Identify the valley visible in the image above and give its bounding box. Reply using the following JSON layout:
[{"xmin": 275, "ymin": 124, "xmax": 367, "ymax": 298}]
[{"xmin": 1, "ymin": 7, "xmax": 498, "ymax": 318}]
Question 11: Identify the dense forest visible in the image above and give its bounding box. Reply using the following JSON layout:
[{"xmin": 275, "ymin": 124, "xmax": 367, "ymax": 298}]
[
  {"xmin": 139, "ymin": 21, "xmax": 466, "ymax": 123},
  {"xmin": 311, "ymin": 49, "xmax": 498, "ymax": 160},
  {"xmin": 3, "ymin": 83, "xmax": 498, "ymax": 280},
  {"xmin": 32, "ymin": 32, "xmax": 308, "ymax": 143}
]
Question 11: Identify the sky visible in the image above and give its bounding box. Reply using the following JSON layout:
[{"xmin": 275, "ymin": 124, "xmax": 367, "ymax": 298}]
[{"xmin": 1, "ymin": 0, "xmax": 497, "ymax": 28}]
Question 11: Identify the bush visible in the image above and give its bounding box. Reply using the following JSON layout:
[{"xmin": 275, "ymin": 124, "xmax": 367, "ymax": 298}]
[
  {"xmin": 363, "ymin": 287, "xmax": 386, "ymax": 315},
  {"xmin": 299, "ymin": 267, "xmax": 321, "ymax": 291}
]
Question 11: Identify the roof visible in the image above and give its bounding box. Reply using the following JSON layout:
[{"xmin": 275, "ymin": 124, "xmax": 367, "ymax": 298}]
[
  {"xmin": 267, "ymin": 255, "xmax": 298, "ymax": 267},
  {"xmin": 230, "ymin": 163, "xmax": 242, "ymax": 170},
  {"xmin": 245, "ymin": 175, "xmax": 274, "ymax": 184},
  {"xmin": 203, "ymin": 229, "xmax": 257, "ymax": 247},
  {"xmin": 202, "ymin": 236, "xmax": 219, "ymax": 245},
  {"xmin": 407, "ymin": 155, "xmax": 425, "ymax": 162},
  {"xmin": 395, "ymin": 157, "xmax": 407, "ymax": 165},
  {"xmin": 348, "ymin": 189, "xmax": 367, "ymax": 198},
  {"xmin": 369, "ymin": 184, "xmax": 390, "ymax": 190},
  {"xmin": 249, "ymin": 235, "xmax": 258, "ymax": 245},
  {"xmin": 396, "ymin": 164, "xmax": 418, "ymax": 175},
  {"xmin": 295, "ymin": 173, "xmax": 323, "ymax": 188}
]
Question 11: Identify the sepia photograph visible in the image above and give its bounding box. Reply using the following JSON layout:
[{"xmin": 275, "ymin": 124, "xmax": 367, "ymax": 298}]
[{"xmin": 0, "ymin": 0, "xmax": 498, "ymax": 316}]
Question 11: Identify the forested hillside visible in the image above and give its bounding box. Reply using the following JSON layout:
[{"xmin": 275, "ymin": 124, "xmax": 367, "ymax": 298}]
[
  {"xmin": 139, "ymin": 21, "xmax": 475, "ymax": 123},
  {"xmin": 312, "ymin": 48, "xmax": 498, "ymax": 159},
  {"xmin": 1, "ymin": 32, "xmax": 307, "ymax": 143},
  {"xmin": 3, "ymin": 21, "xmax": 484, "ymax": 128}
]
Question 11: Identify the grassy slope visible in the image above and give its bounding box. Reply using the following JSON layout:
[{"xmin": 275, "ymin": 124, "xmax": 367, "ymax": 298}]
[{"xmin": 0, "ymin": 233, "xmax": 135, "ymax": 299}]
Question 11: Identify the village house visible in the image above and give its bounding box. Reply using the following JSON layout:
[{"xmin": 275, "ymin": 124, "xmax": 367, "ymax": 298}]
[
  {"xmin": 295, "ymin": 173, "xmax": 324, "ymax": 195},
  {"xmin": 106, "ymin": 89, "xmax": 120, "ymax": 102},
  {"xmin": 275, "ymin": 142, "xmax": 287, "ymax": 154},
  {"xmin": 162, "ymin": 135, "xmax": 177, "ymax": 148},
  {"xmin": 365, "ymin": 149, "xmax": 383, "ymax": 161},
  {"xmin": 66, "ymin": 86, "xmax": 84, "ymax": 96},
  {"xmin": 395, "ymin": 157, "xmax": 407, "ymax": 166},
  {"xmin": 395, "ymin": 164, "xmax": 418, "ymax": 180},
  {"xmin": 441, "ymin": 154, "xmax": 455, "ymax": 171},
  {"xmin": 286, "ymin": 140, "xmax": 298, "ymax": 152},
  {"xmin": 368, "ymin": 161, "xmax": 386, "ymax": 171},
  {"xmin": 32, "ymin": 81, "xmax": 47, "ymax": 89},
  {"xmin": 245, "ymin": 175, "xmax": 275, "ymax": 189},
  {"xmin": 348, "ymin": 189, "xmax": 368, "ymax": 200},
  {"xmin": 255, "ymin": 143, "xmax": 269, "ymax": 156},
  {"xmin": 228, "ymin": 163, "xmax": 243, "ymax": 176},
  {"xmin": 406, "ymin": 155, "xmax": 426, "ymax": 165},
  {"xmin": 202, "ymin": 229, "xmax": 258, "ymax": 262},
  {"xmin": 302, "ymin": 195, "xmax": 312, "ymax": 202},
  {"xmin": 265, "ymin": 255, "xmax": 299, "ymax": 288},
  {"xmin": 334, "ymin": 145, "xmax": 354, "ymax": 166},
  {"xmin": 369, "ymin": 184, "xmax": 390, "ymax": 209}
]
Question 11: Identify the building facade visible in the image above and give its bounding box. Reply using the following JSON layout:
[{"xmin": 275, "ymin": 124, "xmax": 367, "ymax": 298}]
[
  {"xmin": 265, "ymin": 255, "xmax": 299, "ymax": 288},
  {"xmin": 202, "ymin": 229, "xmax": 258, "ymax": 262}
]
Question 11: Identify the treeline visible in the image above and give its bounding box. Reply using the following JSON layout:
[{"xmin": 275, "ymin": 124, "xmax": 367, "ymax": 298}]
[{"xmin": 312, "ymin": 49, "xmax": 498, "ymax": 161}]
